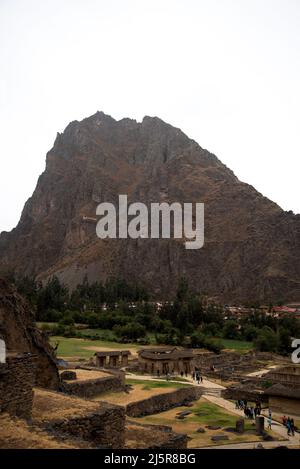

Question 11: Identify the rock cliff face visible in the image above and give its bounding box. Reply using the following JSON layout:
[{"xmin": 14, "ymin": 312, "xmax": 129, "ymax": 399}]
[
  {"xmin": 0, "ymin": 111, "xmax": 300, "ymax": 302},
  {"xmin": 0, "ymin": 278, "xmax": 59, "ymax": 389}
]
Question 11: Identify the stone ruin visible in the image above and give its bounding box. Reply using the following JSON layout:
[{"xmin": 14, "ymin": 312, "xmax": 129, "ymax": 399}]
[
  {"xmin": 0, "ymin": 278, "xmax": 59, "ymax": 389},
  {"xmin": 0, "ymin": 279, "xmax": 189, "ymax": 449},
  {"xmin": 0, "ymin": 352, "xmax": 35, "ymax": 419}
]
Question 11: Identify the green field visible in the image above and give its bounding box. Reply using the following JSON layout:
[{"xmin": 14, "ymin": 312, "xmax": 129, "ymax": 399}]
[
  {"xmin": 46, "ymin": 324, "xmax": 254, "ymax": 359},
  {"xmin": 50, "ymin": 336, "xmax": 140, "ymax": 359},
  {"xmin": 188, "ymin": 401, "xmax": 253, "ymax": 428},
  {"xmin": 217, "ymin": 338, "xmax": 253, "ymax": 351}
]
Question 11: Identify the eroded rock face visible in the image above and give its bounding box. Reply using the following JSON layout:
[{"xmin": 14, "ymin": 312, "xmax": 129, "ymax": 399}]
[
  {"xmin": 0, "ymin": 278, "xmax": 59, "ymax": 389},
  {"xmin": 0, "ymin": 111, "xmax": 300, "ymax": 302}
]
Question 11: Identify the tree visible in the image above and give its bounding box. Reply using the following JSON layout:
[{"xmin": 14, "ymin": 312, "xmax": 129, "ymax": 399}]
[
  {"xmin": 254, "ymin": 326, "xmax": 279, "ymax": 352},
  {"xmin": 278, "ymin": 327, "xmax": 292, "ymax": 355},
  {"xmin": 36, "ymin": 276, "xmax": 69, "ymax": 317},
  {"xmin": 222, "ymin": 320, "xmax": 240, "ymax": 340},
  {"xmin": 113, "ymin": 322, "xmax": 146, "ymax": 341}
]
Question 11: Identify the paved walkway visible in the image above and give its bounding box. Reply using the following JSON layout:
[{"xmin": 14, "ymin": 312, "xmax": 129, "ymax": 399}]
[{"xmin": 202, "ymin": 394, "xmax": 300, "ymax": 448}]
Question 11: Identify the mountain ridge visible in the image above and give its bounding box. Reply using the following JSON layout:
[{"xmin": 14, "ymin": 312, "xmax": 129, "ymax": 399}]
[{"xmin": 1, "ymin": 111, "xmax": 299, "ymax": 303}]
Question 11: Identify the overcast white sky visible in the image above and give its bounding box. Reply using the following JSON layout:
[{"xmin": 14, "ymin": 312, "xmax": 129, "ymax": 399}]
[{"xmin": 0, "ymin": 0, "xmax": 300, "ymax": 232}]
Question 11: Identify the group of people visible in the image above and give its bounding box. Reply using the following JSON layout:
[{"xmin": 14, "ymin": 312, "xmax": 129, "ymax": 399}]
[
  {"xmin": 192, "ymin": 370, "xmax": 203, "ymax": 384},
  {"xmin": 282, "ymin": 416, "xmax": 296, "ymax": 436},
  {"xmin": 235, "ymin": 400, "xmax": 262, "ymax": 420}
]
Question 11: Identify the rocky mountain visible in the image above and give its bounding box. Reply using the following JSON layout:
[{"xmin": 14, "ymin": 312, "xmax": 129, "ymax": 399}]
[{"xmin": 0, "ymin": 111, "xmax": 300, "ymax": 303}]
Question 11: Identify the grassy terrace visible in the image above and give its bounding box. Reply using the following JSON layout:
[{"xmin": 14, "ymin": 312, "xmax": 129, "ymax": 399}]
[
  {"xmin": 126, "ymin": 378, "xmax": 189, "ymax": 389},
  {"xmin": 50, "ymin": 336, "xmax": 141, "ymax": 359},
  {"xmin": 48, "ymin": 333, "xmax": 253, "ymax": 360},
  {"xmin": 133, "ymin": 399, "xmax": 282, "ymax": 448}
]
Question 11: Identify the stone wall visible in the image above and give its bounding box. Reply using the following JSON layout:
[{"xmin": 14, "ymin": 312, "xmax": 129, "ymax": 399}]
[
  {"xmin": 269, "ymin": 396, "xmax": 300, "ymax": 416},
  {"xmin": 264, "ymin": 366, "xmax": 300, "ymax": 389},
  {"xmin": 0, "ymin": 353, "xmax": 36, "ymax": 419},
  {"xmin": 221, "ymin": 386, "xmax": 267, "ymax": 403},
  {"xmin": 125, "ymin": 421, "xmax": 188, "ymax": 449},
  {"xmin": 126, "ymin": 387, "xmax": 202, "ymax": 417},
  {"xmin": 43, "ymin": 403, "xmax": 126, "ymax": 448},
  {"xmin": 0, "ymin": 278, "xmax": 60, "ymax": 389},
  {"xmin": 61, "ymin": 368, "xmax": 125, "ymax": 398}
]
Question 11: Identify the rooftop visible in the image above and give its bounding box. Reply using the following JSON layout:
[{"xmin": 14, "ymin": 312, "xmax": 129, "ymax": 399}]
[
  {"xmin": 138, "ymin": 347, "xmax": 194, "ymax": 361},
  {"xmin": 265, "ymin": 383, "xmax": 300, "ymax": 399}
]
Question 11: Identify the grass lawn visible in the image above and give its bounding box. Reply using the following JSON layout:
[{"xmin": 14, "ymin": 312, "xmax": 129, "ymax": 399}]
[
  {"xmin": 50, "ymin": 336, "xmax": 140, "ymax": 359},
  {"xmin": 217, "ymin": 338, "xmax": 254, "ymax": 352},
  {"xmin": 126, "ymin": 378, "xmax": 189, "ymax": 389}
]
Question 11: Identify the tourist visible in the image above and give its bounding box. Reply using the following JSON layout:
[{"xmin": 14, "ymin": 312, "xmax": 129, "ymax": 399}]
[
  {"xmin": 200, "ymin": 375, "xmax": 203, "ymax": 383},
  {"xmin": 282, "ymin": 415, "xmax": 287, "ymax": 427},
  {"xmin": 180, "ymin": 371, "xmax": 184, "ymax": 378},
  {"xmin": 267, "ymin": 416, "xmax": 272, "ymax": 430},
  {"xmin": 287, "ymin": 417, "xmax": 292, "ymax": 436},
  {"xmin": 157, "ymin": 369, "xmax": 160, "ymax": 377},
  {"xmin": 291, "ymin": 418, "xmax": 295, "ymax": 436},
  {"xmin": 192, "ymin": 371, "xmax": 195, "ymax": 380}
]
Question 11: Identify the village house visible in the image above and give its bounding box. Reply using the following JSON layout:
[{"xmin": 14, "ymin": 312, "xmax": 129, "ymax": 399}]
[
  {"xmin": 94, "ymin": 350, "xmax": 131, "ymax": 368},
  {"xmin": 265, "ymin": 384, "xmax": 300, "ymax": 417},
  {"xmin": 271, "ymin": 306, "xmax": 298, "ymax": 318},
  {"xmin": 138, "ymin": 347, "xmax": 195, "ymax": 375}
]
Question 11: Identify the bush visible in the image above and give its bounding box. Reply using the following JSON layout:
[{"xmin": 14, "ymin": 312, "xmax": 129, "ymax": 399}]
[
  {"xmin": 254, "ymin": 326, "xmax": 279, "ymax": 352},
  {"xmin": 190, "ymin": 331, "xmax": 223, "ymax": 354},
  {"xmin": 222, "ymin": 320, "xmax": 240, "ymax": 340},
  {"xmin": 113, "ymin": 322, "xmax": 147, "ymax": 340},
  {"xmin": 202, "ymin": 322, "xmax": 222, "ymax": 337}
]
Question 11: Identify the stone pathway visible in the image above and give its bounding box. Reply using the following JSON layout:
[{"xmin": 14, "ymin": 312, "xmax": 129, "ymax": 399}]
[{"xmin": 202, "ymin": 394, "xmax": 300, "ymax": 448}]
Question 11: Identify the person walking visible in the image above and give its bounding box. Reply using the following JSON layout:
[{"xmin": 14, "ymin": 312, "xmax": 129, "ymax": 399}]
[
  {"xmin": 287, "ymin": 417, "xmax": 292, "ymax": 436},
  {"xmin": 282, "ymin": 415, "xmax": 287, "ymax": 427},
  {"xmin": 267, "ymin": 416, "xmax": 272, "ymax": 430},
  {"xmin": 291, "ymin": 418, "xmax": 295, "ymax": 436}
]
